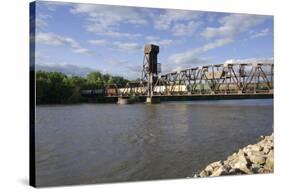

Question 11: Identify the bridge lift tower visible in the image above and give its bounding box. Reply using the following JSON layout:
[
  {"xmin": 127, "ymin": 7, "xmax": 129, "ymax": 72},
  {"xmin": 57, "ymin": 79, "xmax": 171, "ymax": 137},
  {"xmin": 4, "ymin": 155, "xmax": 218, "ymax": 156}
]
[{"xmin": 141, "ymin": 44, "xmax": 161, "ymax": 103}]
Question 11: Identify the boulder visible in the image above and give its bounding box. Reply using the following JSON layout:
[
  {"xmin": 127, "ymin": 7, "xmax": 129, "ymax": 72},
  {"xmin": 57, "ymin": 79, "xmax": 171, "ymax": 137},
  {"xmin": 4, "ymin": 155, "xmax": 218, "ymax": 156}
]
[
  {"xmin": 199, "ymin": 170, "xmax": 209, "ymax": 177},
  {"xmin": 264, "ymin": 150, "xmax": 274, "ymax": 171},
  {"xmin": 257, "ymin": 167, "xmax": 272, "ymax": 174},
  {"xmin": 225, "ymin": 153, "xmax": 239, "ymax": 168},
  {"xmin": 259, "ymin": 135, "xmax": 265, "ymax": 141},
  {"xmin": 204, "ymin": 165, "xmax": 213, "ymax": 174},
  {"xmin": 251, "ymin": 163, "xmax": 262, "ymax": 173},
  {"xmin": 233, "ymin": 150, "xmax": 252, "ymax": 174},
  {"xmin": 208, "ymin": 161, "xmax": 223, "ymax": 169},
  {"xmin": 246, "ymin": 145, "xmax": 262, "ymax": 152},
  {"xmin": 263, "ymin": 146, "xmax": 271, "ymax": 154},
  {"xmin": 247, "ymin": 151, "xmax": 266, "ymax": 165},
  {"xmin": 228, "ymin": 168, "xmax": 246, "ymax": 175},
  {"xmin": 211, "ymin": 166, "xmax": 227, "ymax": 177}
]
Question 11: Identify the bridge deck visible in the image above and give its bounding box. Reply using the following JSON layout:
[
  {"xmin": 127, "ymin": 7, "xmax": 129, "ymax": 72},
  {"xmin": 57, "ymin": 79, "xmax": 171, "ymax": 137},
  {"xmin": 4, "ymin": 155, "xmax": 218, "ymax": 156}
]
[{"xmin": 84, "ymin": 92, "xmax": 273, "ymax": 103}]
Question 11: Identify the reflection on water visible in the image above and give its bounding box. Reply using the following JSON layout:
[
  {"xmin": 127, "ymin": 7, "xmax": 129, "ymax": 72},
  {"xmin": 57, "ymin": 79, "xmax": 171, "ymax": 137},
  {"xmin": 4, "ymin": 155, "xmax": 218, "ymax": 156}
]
[{"xmin": 35, "ymin": 99, "xmax": 273, "ymax": 186}]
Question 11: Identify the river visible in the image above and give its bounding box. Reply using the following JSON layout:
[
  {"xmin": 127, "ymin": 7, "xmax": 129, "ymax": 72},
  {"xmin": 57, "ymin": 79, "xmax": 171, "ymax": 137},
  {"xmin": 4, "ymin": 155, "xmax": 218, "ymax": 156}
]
[{"xmin": 35, "ymin": 99, "xmax": 273, "ymax": 187}]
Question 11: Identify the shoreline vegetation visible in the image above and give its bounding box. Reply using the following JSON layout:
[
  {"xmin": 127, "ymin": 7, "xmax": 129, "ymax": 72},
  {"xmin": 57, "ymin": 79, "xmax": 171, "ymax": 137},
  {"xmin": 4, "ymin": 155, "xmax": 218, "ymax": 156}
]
[
  {"xmin": 36, "ymin": 71, "xmax": 129, "ymax": 104},
  {"xmin": 194, "ymin": 133, "xmax": 274, "ymax": 177}
]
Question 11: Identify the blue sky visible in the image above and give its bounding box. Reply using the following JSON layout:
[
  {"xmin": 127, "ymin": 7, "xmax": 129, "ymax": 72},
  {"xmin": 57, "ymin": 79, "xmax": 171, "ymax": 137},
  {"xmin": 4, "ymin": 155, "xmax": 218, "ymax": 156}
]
[{"xmin": 34, "ymin": 1, "xmax": 273, "ymax": 79}]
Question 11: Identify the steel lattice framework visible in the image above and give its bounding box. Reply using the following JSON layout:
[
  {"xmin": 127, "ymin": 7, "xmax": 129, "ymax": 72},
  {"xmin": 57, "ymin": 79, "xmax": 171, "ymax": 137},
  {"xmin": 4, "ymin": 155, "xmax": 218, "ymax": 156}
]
[{"xmin": 119, "ymin": 62, "xmax": 273, "ymax": 97}]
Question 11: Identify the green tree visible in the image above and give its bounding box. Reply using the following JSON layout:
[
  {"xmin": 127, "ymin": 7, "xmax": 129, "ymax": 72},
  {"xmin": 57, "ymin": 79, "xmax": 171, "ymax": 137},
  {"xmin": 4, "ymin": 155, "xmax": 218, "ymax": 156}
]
[{"xmin": 35, "ymin": 71, "xmax": 130, "ymax": 104}]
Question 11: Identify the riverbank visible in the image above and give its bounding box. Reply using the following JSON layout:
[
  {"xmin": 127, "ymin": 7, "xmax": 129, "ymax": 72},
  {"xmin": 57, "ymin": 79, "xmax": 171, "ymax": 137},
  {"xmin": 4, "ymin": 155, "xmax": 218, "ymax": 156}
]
[{"xmin": 194, "ymin": 133, "xmax": 274, "ymax": 177}]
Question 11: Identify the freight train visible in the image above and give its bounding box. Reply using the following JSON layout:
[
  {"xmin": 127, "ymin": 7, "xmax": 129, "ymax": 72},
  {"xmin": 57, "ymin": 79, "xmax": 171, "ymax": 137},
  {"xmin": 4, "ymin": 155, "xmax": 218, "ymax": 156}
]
[{"xmin": 80, "ymin": 82, "xmax": 272, "ymax": 98}]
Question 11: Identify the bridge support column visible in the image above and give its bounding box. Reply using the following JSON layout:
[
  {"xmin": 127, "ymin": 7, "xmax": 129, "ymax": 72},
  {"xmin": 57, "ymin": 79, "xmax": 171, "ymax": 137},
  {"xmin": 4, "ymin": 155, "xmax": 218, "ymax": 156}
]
[
  {"xmin": 146, "ymin": 96, "xmax": 160, "ymax": 104},
  {"xmin": 117, "ymin": 97, "xmax": 134, "ymax": 105}
]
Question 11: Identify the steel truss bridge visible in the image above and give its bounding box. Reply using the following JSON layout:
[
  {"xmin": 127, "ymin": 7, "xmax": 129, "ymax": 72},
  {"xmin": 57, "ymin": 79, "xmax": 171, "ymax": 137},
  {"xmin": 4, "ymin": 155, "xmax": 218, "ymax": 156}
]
[
  {"xmin": 118, "ymin": 62, "xmax": 273, "ymax": 97},
  {"xmin": 81, "ymin": 44, "xmax": 273, "ymax": 102}
]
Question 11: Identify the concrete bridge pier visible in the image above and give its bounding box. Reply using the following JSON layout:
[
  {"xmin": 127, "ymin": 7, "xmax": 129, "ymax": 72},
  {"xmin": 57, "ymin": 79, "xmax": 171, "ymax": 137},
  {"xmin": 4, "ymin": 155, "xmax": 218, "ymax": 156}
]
[
  {"xmin": 117, "ymin": 97, "xmax": 134, "ymax": 105},
  {"xmin": 146, "ymin": 96, "xmax": 160, "ymax": 104}
]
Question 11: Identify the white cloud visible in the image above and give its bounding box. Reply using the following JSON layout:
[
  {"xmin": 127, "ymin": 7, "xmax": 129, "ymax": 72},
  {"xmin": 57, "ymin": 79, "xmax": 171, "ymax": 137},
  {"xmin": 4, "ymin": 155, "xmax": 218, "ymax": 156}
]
[
  {"xmin": 145, "ymin": 36, "xmax": 160, "ymax": 41},
  {"xmin": 145, "ymin": 35, "xmax": 178, "ymax": 48},
  {"xmin": 158, "ymin": 39, "xmax": 176, "ymax": 47},
  {"xmin": 70, "ymin": 4, "xmax": 147, "ymax": 25},
  {"xmin": 202, "ymin": 38, "xmax": 233, "ymax": 51},
  {"xmin": 112, "ymin": 41, "xmax": 142, "ymax": 51},
  {"xmin": 36, "ymin": 32, "xmax": 94, "ymax": 55},
  {"xmin": 88, "ymin": 39, "xmax": 107, "ymax": 46},
  {"xmin": 101, "ymin": 31, "xmax": 142, "ymax": 38},
  {"xmin": 168, "ymin": 38, "xmax": 233, "ymax": 65},
  {"xmin": 154, "ymin": 9, "xmax": 202, "ymax": 31},
  {"xmin": 36, "ymin": 32, "xmax": 79, "ymax": 47},
  {"xmin": 172, "ymin": 66, "xmax": 187, "ymax": 72},
  {"xmin": 224, "ymin": 57, "xmax": 273, "ymax": 64},
  {"xmin": 250, "ymin": 28, "xmax": 271, "ymax": 39},
  {"xmin": 36, "ymin": 14, "xmax": 51, "ymax": 30},
  {"xmin": 201, "ymin": 14, "xmax": 267, "ymax": 39},
  {"xmin": 36, "ymin": 18, "xmax": 47, "ymax": 30},
  {"xmin": 40, "ymin": 1, "xmax": 67, "ymax": 11},
  {"xmin": 172, "ymin": 21, "xmax": 202, "ymax": 36},
  {"xmin": 70, "ymin": 4, "xmax": 146, "ymax": 38},
  {"xmin": 147, "ymin": 39, "xmax": 178, "ymax": 48},
  {"xmin": 73, "ymin": 48, "xmax": 91, "ymax": 54}
]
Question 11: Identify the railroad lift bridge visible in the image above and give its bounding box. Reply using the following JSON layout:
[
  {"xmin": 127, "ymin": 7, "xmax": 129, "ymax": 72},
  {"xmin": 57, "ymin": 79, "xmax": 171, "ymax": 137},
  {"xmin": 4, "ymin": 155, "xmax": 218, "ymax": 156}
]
[{"xmin": 81, "ymin": 44, "xmax": 274, "ymax": 104}]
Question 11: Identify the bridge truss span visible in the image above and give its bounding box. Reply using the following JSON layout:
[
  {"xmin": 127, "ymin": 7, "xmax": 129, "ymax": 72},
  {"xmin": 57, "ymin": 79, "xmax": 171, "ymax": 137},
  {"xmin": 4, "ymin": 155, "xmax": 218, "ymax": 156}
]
[
  {"xmin": 120, "ymin": 62, "xmax": 273, "ymax": 97},
  {"xmin": 81, "ymin": 44, "xmax": 274, "ymax": 99}
]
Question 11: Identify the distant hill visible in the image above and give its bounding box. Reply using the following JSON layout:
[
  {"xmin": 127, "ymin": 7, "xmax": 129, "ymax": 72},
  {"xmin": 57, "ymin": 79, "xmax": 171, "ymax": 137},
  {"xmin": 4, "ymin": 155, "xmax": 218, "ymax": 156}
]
[{"xmin": 36, "ymin": 63, "xmax": 94, "ymax": 77}]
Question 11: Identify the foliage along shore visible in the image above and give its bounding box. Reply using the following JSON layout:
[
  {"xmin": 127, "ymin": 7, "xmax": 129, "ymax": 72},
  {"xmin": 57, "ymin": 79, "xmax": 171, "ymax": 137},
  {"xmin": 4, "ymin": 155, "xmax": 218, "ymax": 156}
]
[
  {"xmin": 36, "ymin": 71, "xmax": 129, "ymax": 104},
  {"xmin": 194, "ymin": 133, "xmax": 274, "ymax": 178}
]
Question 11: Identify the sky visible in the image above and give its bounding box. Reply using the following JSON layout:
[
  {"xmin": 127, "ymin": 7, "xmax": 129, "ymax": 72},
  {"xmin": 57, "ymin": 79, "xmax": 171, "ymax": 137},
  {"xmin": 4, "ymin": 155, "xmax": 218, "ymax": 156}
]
[{"xmin": 33, "ymin": 1, "xmax": 274, "ymax": 79}]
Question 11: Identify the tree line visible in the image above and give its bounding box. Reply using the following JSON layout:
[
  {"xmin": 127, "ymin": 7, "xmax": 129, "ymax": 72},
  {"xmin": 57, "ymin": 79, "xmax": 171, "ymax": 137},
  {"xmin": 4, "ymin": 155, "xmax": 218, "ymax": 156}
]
[{"xmin": 36, "ymin": 71, "xmax": 129, "ymax": 104}]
